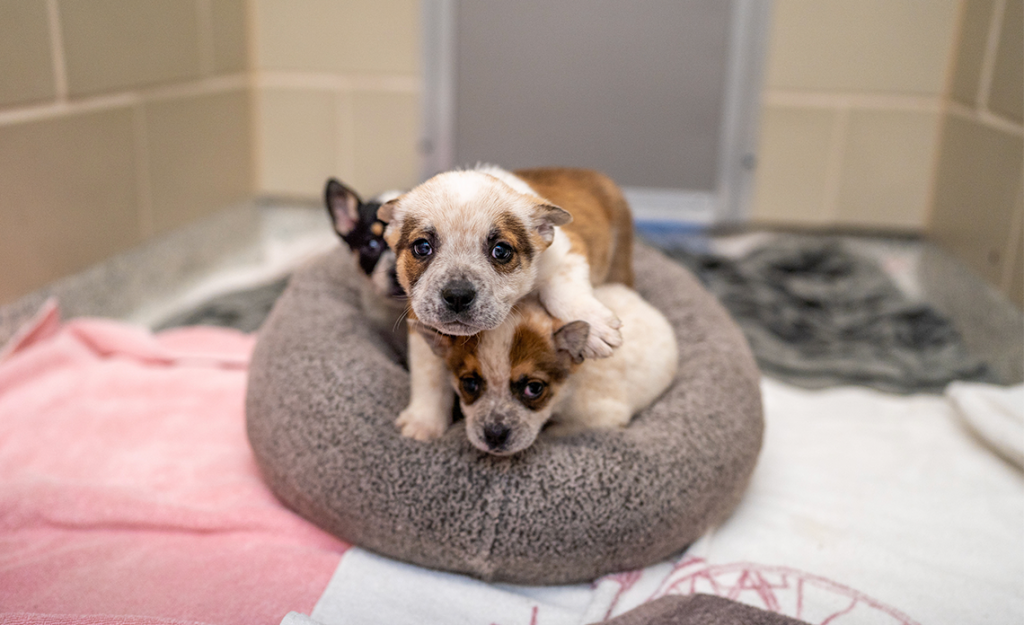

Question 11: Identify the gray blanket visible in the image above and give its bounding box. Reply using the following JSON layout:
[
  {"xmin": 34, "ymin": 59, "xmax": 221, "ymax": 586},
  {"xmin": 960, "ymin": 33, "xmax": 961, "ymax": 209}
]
[
  {"xmin": 156, "ymin": 277, "xmax": 289, "ymax": 333},
  {"xmin": 664, "ymin": 237, "xmax": 992, "ymax": 393}
]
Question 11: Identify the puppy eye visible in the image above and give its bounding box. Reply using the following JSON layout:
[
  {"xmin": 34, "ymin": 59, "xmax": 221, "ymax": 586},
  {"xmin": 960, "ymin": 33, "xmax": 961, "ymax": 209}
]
[
  {"xmin": 412, "ymin": 238, "xmax": 433, "ymax": 259},
  {"xmin": 523, "ymin": 380, "xmax": 546, "ymax": 399},
  {"xmin": 461, "ymin": 376, "xmax": 481, "ymax": 395},
  {"xmin": 491, "ymin": 242, "xmax": 513, "ymax": 263},
  {"xmin": 367, "ymin": 239, "xmax": 381, "ymax": 251}
]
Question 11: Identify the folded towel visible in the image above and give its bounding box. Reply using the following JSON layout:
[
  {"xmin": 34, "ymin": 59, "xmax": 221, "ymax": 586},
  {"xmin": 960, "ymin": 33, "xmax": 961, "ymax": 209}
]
[
  {"xmin": 0, "ymin": 305, "xmax": 348, "ymax": 625},
  {"xmin": 946, "ymin": 381, "xmax": 1024, "ymax": 469}
]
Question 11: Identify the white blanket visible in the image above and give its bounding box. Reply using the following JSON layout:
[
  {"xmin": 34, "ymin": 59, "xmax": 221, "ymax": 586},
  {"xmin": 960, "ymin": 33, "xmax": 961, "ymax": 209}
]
[
  {"xmin": 284, "ymin": 379, "xmax": 1024, "ymax": 625},
  {"xmin": 947, "ymin": 381, "xmax": 1024, "ymax": 469}
]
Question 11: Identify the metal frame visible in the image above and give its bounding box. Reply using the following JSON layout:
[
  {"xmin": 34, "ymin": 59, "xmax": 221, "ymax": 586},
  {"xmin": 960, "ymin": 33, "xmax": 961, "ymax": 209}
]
[
  {"xmin": 419, "ymin": 0, "xmax": 773, "ymax": 225},
  {"xmin": 716, "ymin": 0, "xmax": 773, "ymax": 224},
  {"xmin": 419, "ymin": 0, "xmax": 457, "ymax": 181}
]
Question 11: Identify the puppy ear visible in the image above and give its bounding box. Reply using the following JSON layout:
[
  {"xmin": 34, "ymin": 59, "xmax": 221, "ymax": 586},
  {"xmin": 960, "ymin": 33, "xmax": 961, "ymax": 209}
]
[
  {"xmin": 553, "ymin": 320, "xmax": 590, "ymax": 365},
  {"xmin": 377, "ymin": 198, "xmax": 400, "ymax": 224},
  {"xmin": 325, "ymin": 178, "xmax": 361, "ymax": 237},
  {"xmin": 411, "ymin": 321, "xmax": 453, "ymax": 358},
  {"xmin": 532, "ymin": 204, "xmax": 573, "ymax": 245},
  {"xmin": 377, "ymin": 198, "xmax": 403, "ymax": 247}
]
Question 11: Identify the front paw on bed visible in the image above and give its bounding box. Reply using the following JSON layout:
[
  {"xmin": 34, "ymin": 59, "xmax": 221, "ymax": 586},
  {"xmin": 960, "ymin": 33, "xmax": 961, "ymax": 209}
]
[
  {"xmin": 396, "ymin": 406, "xmax": 448, "ymax": 441},
  {"xmin": 580, "ymin": 309, "xmax": 623, "ymax": 360}
]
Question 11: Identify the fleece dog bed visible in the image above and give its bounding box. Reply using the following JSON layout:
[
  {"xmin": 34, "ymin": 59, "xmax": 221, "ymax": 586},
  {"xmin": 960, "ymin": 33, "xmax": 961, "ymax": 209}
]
[{"xmin": 246, "ymin": 241, "xmax": 763, "ymax": 585}]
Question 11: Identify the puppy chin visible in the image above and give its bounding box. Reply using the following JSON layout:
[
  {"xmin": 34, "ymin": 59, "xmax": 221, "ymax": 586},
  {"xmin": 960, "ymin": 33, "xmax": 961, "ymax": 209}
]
[
  {"xmin": 412, "ymin": 304, "xmax": 506, "ymax": 336},
  {"xmin": 434, "ymin": 320, "xmax": 482, "ymax": 336}
]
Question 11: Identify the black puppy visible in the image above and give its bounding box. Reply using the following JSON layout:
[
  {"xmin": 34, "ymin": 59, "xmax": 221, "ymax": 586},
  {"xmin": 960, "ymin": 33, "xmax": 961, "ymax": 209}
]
[{"xmin": 325, "ymin": 178, "xmax": 408, "ymax": 354}]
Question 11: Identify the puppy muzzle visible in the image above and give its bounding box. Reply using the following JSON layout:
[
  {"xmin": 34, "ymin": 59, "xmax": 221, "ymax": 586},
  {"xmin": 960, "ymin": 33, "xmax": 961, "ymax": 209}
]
[{"xmin": 470, "ymin": 415, "xmax": 538, "ymax": 456}]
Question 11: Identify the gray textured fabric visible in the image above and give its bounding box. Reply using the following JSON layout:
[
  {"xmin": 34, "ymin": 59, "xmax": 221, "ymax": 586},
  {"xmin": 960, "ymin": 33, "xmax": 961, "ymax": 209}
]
[
  {"xmin": 665, "ymin": 237, "xmax": 992, "ymax": 394},
  {"xmin": 157, "ymin": 277, "xmax": 289, "ymax": 333},
  {"xmin": 598, "ymin": 595, "xmax": 807, "ymax": 625},
  {"xmin": 245, "ymin": 242, "xmax": 763, "ymax": 585}
]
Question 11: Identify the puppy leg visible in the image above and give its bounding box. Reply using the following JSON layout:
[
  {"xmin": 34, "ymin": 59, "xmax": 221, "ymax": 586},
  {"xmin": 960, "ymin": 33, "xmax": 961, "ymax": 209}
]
[
  {"xmin": 396, "ymin": 330, "xmax": 453, "ymax": 441},
  {"xmin": 539, "ymin": 252, "xmax": 622, "ymax": 359}
]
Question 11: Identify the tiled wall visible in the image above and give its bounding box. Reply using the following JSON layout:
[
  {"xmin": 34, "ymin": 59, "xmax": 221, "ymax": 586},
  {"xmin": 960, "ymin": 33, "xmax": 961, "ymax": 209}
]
[
  {"xmin": 751, "ymin": 0, "xmax": 961, "ymax": 231},
  {"xmin": 0, "ymin": 0, "xmax": 422, "ymax": 306},
  {"xmin": 929, "ymin": 0, "xmax": 1023, "ymax": 308},
  {"xmin": 0, "ymin": 0, "xmax": 253, "ymax": 305},
  {"xmin": 4, "ymin": 1, "xmax": 1018, "ymax": 308},
  {"xmin": 250, "ymin": 0, "xmax": 421, "ymax": 200}
]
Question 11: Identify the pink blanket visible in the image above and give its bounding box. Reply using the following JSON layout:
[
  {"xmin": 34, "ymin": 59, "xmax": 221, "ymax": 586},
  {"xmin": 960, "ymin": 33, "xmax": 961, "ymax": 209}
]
[{"xmin": 0, "ymin": 302, "xmax": 348, "ymax": 625}]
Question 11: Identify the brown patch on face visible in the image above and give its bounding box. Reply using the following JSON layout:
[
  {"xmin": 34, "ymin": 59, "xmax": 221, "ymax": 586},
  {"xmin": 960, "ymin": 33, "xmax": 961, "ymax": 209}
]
[
  {"xmin": 484, "ymin": 213, "xmax": 534, "ymax": 276},
  {"xmin": 509, "ymin": 324, "xmax": 572, "ymax": 411},
  {"xmin": 497, "ymin": 213, "xmax": 534, "ymax": 262},
  {"xmin": 445, "ymin": 334, "xmax": 485, "ymax": 405},
  {"xmin": 393, "ymin": 215, "xmax": 436, "ymax": 291}
]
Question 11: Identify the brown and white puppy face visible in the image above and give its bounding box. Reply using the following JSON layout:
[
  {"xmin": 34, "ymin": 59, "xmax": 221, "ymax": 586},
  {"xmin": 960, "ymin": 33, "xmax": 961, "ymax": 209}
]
[
  {"xmin": 378, "ymin": 171, "xmax": 571, "ymax": 336},
  {"xmin": 416, "ymin": 301, "xmax": 590, "ymax": 455}
]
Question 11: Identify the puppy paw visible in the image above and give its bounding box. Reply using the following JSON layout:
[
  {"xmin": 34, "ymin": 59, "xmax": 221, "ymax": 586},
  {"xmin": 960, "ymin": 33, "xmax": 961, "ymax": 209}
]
[
  {"xmin": 395, "ymin": 406, "xmax": 448, "ymax": 441},
  {"xmin": 581, "ymin": 308, "xmax": 623, "ymax": 359}
]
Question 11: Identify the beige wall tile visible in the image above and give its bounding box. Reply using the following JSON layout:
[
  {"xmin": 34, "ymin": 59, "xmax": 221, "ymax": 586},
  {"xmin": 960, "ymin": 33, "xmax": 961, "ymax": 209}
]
[
  {"xmin": 835, "ymin": 110, "xmax": 941, "ymax": 230},
  {"xmin": 766, "ymin": 0, "xmax": 960, "ymax": 95},
  {"xmin": 1008, "ymin": 243, "xmax": 1023, "ymax": 308},
  {"xmin": 0, "ymin": 108, "xmax": 141, "ymax": 304},
  {"xmin": 210, "ymin": 0, "xmax": 249, "ymax": 74},
  {"xmin": 750, "ymin": 106, "xmax": 837, "ymax": 225},
  {"xmin": 144, "ymin": 90, "xmax": 254, "ymax": 235},
  {"xmin": 0, "ymin": 0, "xmax": 56, "ymax": 107},
  {"xmin": 257, "ymin": 88, "xmax": 336, "ymax": 197},
  {"xmin": 1006, "ymin": 185, "xmax": 1023, "ymax": 308},
  {"xmin": 929, "ymin": 114, "xmax": 1024, "ymax": 285},
  {"xmin": 350, "ymin": 91, "xmax": 420, "ymax": 196},
  {"xmin": 60, "ymin": 0, "xmax": 201, "ymax": 96},
  {"xmin": 989, "ymin": 0, "xmax": 1023, "ymax": 123},
  {"xmin": 949, "ymin": 0, "xmax": 995, "ymax": 106},
  {"xmin": 254, "ymin": 0, "xmax": 418, "ymax": 74}
]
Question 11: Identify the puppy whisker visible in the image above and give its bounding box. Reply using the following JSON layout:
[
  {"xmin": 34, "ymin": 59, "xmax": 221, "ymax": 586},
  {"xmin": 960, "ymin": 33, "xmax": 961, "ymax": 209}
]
[{"xmin": 392, "ymin": 304, "xmax": 413, "ymax": 333}]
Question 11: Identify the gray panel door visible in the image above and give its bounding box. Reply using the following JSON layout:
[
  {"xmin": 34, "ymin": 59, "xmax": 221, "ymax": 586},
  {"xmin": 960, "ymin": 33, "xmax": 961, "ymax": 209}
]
[
  {"xmin": 453, "ymin": 0, "xmax": 731, "ymax": 192},
  {"xmin": 421, "ymin": 0, "xmax": 770, "ymax": 222}
]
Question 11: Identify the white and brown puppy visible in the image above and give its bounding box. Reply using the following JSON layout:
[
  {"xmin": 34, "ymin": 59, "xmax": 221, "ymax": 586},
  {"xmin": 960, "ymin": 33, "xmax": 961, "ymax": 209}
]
[
  {"xmin": 378, "ymin": 165, "xmax": 634, "ymax": 441},
  {"xmin": 415, "ymin": 284, "xmax": 678, "ymax": 455}
]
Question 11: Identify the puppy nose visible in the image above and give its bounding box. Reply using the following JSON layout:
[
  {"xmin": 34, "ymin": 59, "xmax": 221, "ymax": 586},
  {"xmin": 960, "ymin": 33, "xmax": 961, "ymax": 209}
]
[
  {"xmin": 441, "ymin": 280, "xmax": 476, "ymax": 312},
  {"xmin": 482, "ymin": 423, "xmax": 511, "ymax": 450}
]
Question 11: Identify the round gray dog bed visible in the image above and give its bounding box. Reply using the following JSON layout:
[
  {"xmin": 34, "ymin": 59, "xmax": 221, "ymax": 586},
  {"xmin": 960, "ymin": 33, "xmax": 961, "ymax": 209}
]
[{"xmin": 246, "ymin": 242, "xmax": 763, "ymax": 585}]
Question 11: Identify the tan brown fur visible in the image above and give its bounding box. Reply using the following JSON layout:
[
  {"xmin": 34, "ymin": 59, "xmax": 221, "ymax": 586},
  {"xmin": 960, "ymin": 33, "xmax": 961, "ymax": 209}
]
[
  {"xmin": 514, "ymin": 167, "xmax": 634, "ymax": 287},
  {"xmin": 510, "ymin": 325, "xmax": 572, "ymax": 386},
  {"xmin": 445, "ymin": 334, "xmax": 483, "ymax": 405}
]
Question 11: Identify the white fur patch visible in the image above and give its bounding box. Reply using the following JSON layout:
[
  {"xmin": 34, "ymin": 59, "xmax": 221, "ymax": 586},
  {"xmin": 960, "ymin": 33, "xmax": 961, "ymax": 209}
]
[{"xmin": 551, "ymin": 284, "xmax": 677, "ymax": 434}]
